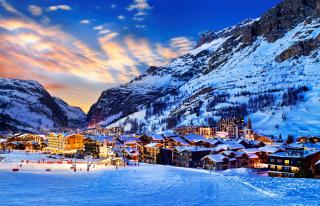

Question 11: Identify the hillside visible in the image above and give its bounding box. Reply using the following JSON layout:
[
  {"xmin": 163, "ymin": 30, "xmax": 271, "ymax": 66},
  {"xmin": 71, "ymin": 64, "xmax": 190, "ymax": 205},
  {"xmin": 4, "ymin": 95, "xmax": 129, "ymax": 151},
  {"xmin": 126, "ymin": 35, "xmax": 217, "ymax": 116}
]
[
  {"xmin": 87, "ymin": 0, "xmax": 320, "ymax": 137},
  {"xmin": 0, "ymin": 78, "xmax": 86, "ymax": 133}
]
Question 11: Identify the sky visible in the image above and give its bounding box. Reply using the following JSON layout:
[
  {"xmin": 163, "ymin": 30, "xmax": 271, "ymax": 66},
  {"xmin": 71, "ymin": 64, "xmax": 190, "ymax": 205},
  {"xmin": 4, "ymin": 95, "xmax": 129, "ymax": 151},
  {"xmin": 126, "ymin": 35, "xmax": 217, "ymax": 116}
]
[{"xmin": 0, "ymin": 0, "xmax": 282, "ymax": 112}]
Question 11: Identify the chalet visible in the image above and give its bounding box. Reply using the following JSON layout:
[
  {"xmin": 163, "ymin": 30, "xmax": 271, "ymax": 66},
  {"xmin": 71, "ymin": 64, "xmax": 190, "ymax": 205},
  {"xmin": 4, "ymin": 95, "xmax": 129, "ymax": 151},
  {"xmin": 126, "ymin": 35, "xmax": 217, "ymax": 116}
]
[
  {"xmin": 172, "ymin": 146, "xmax": 211, "ymax": 168},
  {"xmin": 121, "ymin": 147, "xmax": 139, "ymax": 161},
  {"xmin": 202, "ymin": 154, "xmax": 229, "ymax": 170},
  {"xmin": 174, "ymin": 126, "xmax": 215, "ymax": 138},
  {"xmin": 165, "ymin": 136, "xmax": 189, "ymax": 148},
  {"xmin": 25, "ymin": 142, "xmax": 40, "ymax": 151},
  {"xmin": 139, "ymin": 133, "xmax": 164, "ymax": 145},
  {"xmin": 84, "ymin": 137, "xmax": 101, "ymax": 158},
  {"xmin": 182, "ymin": 133, "xmax": 205, "ymax": 145},
  {"xmin": 258, "ymin": 146, "xmax": 282, "ymax": 163},
  {"xmin": 195, "ymin": 139, "xmax": 223, "ymax": 148},
  {"xmin": 268, "ymin": 143, "xmax": 320, "ymax": 178},
  {"xmin": 103, "ymin": 136, "xmax": 116, "ymax": 147},
  {"xmin": 236, "ymin": 139, "xmax": 264, "ymax": 148},
  {"xmin": 118, "ymin": 135, "xmax": 141, "ymax": 148},
  {"xmin": 139, "ymin": 143, "xmax": 163, "ymax": 164},
  {"xmin": 215, "ymin": 142, "xmax": 245, "ymax": 152}
]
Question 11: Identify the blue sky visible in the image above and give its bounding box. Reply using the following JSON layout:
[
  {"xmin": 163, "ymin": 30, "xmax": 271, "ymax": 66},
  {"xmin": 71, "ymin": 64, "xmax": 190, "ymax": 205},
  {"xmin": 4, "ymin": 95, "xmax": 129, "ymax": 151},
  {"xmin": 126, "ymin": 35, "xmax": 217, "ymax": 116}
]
[{"xmin": 0, "ymin": 0, "xmax": 282, "ymax": 111}]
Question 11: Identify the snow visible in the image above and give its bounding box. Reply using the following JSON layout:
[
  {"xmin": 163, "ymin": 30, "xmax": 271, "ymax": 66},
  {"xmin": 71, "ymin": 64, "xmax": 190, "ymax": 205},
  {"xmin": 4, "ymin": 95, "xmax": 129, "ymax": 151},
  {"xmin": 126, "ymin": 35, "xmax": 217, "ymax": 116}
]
[
  {"xmin": 105, "ymin": 18, "xmax": 320, "ymax": 138},
  {"xmin": 202, "ymin": 154, "xmax": 227, "ymax": 162},
  {"xmin": 0, "ymin": 162, "xmax": 319, "ymax": 205}
]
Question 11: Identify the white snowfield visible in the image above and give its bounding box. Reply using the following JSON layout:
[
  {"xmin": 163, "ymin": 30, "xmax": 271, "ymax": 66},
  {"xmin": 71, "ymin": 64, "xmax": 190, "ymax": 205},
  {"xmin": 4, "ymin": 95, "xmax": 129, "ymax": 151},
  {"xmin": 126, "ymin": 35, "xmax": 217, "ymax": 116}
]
[{"xmin": 0, "ymin": 152, "xmax": 319, "ymax": 206}]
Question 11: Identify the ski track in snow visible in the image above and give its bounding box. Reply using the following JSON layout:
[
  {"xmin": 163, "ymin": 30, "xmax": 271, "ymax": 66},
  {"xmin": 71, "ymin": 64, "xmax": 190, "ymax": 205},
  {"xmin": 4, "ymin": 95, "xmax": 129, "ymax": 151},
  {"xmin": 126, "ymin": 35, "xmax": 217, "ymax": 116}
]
[{"xmin": 0, "ymin": 163, "xmax": 319, "ymax": 206}]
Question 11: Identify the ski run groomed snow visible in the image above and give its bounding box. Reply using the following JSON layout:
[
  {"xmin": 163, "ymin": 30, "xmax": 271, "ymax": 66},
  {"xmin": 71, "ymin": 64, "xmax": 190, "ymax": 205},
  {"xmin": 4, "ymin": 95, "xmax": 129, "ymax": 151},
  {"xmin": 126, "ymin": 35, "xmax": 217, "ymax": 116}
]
[{"xmin": 0, "ymin": 152, "xmax": 319, "ymax": 206}]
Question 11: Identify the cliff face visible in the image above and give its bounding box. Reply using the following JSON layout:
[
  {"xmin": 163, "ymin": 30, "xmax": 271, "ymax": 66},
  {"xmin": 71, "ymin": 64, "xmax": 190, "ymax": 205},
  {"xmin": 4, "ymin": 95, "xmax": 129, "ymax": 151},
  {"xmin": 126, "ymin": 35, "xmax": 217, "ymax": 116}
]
[
  {"xmin": 88, "ymin": 0, "xmax": 320, "ymax": 137},
  {"xmin": 0, "ymin": 78, "xmax": 86, "ymax": 133}
]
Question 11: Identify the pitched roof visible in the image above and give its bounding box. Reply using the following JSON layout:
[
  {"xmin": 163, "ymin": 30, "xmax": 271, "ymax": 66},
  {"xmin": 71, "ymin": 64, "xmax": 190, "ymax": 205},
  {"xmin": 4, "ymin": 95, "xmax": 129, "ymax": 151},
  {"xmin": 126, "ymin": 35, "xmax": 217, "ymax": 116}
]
[
  {"xmin": 246, "ymin": 117, "xmax": 252, "ymax": 129},
  {"xmin": 241, "ymin": 148, "xmax": 260, "ymax": 154},
  {"xmin": 145, "ymin": 142, "xmax": 162, "ymax": 148},
  {"xmin": 148, "ymin": 133, "xmax": 164, "ymax": 141},
  {"xmin": 183, "ymin": 133, "xmax": 204, "ymax": 142},
  {"xmin": 259, "ymin": 146, "xmax": 281, "ymax": 153},
  {"xmin": 174, "ymin": 146, "xmax": 211, "ymax": 152},
  {"xmin": 202, "ymin": 154, "xmax": 228, "ymax": 163},
  {"xmin": 248, "ymin": 153, "xmax": 258, "ymax": 159},
  {"xmin": 171, "ymin": 137, "xmax": 189, "ymax": 145},
  {"xmin": 216, "ymin": 143, "xmax": 245, "ymax": 151}
]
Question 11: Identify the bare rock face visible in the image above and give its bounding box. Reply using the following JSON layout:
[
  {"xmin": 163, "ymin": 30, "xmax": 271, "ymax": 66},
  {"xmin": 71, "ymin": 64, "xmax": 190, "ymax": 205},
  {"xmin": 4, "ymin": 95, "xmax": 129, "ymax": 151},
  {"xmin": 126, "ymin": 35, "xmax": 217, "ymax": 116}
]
[
  {"xmin": 195, "ymin": 32, "xmax": 217, "ymax": 48},
  {"xmin": 276, "ymin": 35, "xmax": 320, "ymax": 62}
]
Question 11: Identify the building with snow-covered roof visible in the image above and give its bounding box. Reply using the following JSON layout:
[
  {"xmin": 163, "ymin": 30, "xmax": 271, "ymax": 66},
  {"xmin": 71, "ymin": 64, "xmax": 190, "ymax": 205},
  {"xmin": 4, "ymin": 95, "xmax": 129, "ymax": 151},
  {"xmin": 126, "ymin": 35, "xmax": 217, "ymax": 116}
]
[
  {"xmin": 172, "ymin": 146, "xmax": 211, "ymax": 168},
  {"xmin": 268, "ymin": 143, "xmax": 320, "ymax": 178},
  {"xmin": 139, "ymin": 142, "xmax": 163, "ymax": 164},
  {"xmin": 165, "ymin": 136, "xmax": 189, "ymax": 148},
  {"xmin": 182, "ymin": 133, "xmax": 205, "ymax": 145},
  {"xmin": 139, "ymin": 133, "xmax": 164, "ymax": 145}
]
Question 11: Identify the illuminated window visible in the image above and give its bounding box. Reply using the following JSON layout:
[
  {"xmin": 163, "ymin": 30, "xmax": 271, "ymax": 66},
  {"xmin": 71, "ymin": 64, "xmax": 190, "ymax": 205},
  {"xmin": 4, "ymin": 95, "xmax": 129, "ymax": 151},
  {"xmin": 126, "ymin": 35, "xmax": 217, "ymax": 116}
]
[{"xmin": 284, "ymin": 160, "xmax": 290, "ymax": 165}]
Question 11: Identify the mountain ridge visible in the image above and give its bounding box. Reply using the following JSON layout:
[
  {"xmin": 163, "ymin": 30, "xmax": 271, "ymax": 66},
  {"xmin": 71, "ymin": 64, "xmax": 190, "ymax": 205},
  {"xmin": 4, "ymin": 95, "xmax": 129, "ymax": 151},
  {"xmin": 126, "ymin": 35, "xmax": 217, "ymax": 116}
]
[
  {"xmin": 0, "ymin": 78, "xmax": 86, "ymax": 133},
  {"xmin": 87, "ymin": 0, "xmax": 320, "ymax": 137}
]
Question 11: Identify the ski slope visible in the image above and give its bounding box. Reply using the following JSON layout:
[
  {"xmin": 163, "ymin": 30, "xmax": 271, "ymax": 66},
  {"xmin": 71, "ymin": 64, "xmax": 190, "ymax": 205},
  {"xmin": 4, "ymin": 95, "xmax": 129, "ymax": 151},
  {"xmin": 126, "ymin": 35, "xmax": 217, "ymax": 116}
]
[{"xmin": 0, "ymin": 164, "xmax": 319, "ymax": 206}]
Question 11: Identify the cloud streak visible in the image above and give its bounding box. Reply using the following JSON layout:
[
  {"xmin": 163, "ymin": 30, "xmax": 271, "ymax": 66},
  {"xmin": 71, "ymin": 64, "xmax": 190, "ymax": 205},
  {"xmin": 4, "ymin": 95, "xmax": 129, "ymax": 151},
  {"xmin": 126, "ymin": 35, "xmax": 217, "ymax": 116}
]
[
  {"xmin": 0, "ymin": 0, "xmax": 195, "ymax": 112},
  {"xmin": 48, "ymin": 5, "xmax": 71, "ymax": 12}
]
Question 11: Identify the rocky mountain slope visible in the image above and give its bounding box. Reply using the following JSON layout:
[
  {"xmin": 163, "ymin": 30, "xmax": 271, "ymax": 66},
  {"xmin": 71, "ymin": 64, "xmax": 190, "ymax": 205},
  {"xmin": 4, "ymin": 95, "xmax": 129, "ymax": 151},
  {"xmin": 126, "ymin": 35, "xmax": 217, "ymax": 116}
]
[
  {"xmin": 0, "ymin": 78, "xmax": 86, "ymax": 133},
  {"xmin": 88, "ymin": 0, "xmax": 320, "ymax": 137}
]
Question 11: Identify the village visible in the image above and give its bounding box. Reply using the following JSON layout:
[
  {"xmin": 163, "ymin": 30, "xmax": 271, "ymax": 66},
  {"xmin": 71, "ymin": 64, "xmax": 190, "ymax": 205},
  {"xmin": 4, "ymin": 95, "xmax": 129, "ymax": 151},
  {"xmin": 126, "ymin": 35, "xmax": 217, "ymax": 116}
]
[{"xmin": 0, "ymin": 117, "xmax": 319, "ymax": 178}]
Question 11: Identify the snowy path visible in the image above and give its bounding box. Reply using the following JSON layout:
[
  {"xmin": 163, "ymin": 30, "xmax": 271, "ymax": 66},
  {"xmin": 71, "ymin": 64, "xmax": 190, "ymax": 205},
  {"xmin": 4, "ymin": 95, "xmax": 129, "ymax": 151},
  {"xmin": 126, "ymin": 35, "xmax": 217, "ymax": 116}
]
[{"xmin": 0, "ymin": 164, "xmax": 319, "ymax": 206}]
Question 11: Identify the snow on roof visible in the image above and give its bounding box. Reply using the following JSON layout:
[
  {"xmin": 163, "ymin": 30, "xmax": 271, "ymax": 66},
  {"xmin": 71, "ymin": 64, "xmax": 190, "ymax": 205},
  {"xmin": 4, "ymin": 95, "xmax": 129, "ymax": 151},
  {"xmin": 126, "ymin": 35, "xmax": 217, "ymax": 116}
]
[
  {"xmin": 174, "ymin": 146, "xmax": 211, "ymax": 152},
  {"xmin": 270, "ymin": 147, "xmax": 320, "ymax": 158},
  {"xmin": 122, "ymin": 148, "xmax": 138, "ymax": 156},
  {"xmin": 183, "ymin": 133, "xmax": 204, "ymax": 142},
  {"xmin": 198, "ymin": 139, "xmax": 222, "ymax": 145},
  {"xmin": 216, "ymin": 143, "xmax": 245, "ymax": 151},
  {"xmin": 288, "ymin": 143, "xmax": 304, "ymax": 149},
  {"xmin": 241, "ymin": 148, "xmax": 260, "ymax": 154},
  {"xmin": 120, "ymin": 135, "xmax": 140, "ymax": 143},
  {"xmin": 222, "ymin": 150, "xmax": 235, "ymax": 156},
  {"xmin": 202, "ymin": 154, "xmax": 228, "ymax": 163},
  {"xmin": 145, "ymin": 143, "xmax": 162, "ymax": 148},
  {"xmin": 148, "ymin": 133, "xmax": 164, "ymax": 141},
  {"xmin": 162, "ymin": 132, "xmax": 179, "ymax": 138},
  {"xmin": 315, "ymin": 160, "xmax": 320, "ymax": 165},
  {"xmin": 235, "ymin": 151, "xmax": 245, "ymax": 158},
  {"xmin": 103, "ymin": 136, "xmax": 115, "ymax": 142},
  {"xmin": 171, "ymin": 137, "xmax": 189, "ymax": 145},
  {"xmin": 259, "ymin": 146, "xmax": 280, "ymax": 153},
  {"xmin": 90, "ymin": 135, "xmax": 107, "ymax": 143},
  {"xmin": 248, "ymin": 153, "xmax": 258, "ymax": 159}
]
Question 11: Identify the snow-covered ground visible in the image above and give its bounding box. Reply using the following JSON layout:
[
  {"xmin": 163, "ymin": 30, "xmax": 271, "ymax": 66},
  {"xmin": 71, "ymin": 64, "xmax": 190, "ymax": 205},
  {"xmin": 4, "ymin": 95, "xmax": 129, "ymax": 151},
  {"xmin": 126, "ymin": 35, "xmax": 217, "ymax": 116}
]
[
  {"xmin": 0, "ymin": 151, "xmax": 110, "ymax": 173},
  {"xmin": 0, "ymin": 153, "xmax": 319, "ymax": 206}
]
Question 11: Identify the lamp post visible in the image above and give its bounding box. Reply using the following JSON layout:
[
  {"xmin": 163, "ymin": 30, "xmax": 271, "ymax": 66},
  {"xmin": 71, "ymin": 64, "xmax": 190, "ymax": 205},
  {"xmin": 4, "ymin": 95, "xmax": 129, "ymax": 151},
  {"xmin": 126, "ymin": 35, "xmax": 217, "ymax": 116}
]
[{"xmin": 73, "ymin": 150, "xmax": 78, "ymax": 172}]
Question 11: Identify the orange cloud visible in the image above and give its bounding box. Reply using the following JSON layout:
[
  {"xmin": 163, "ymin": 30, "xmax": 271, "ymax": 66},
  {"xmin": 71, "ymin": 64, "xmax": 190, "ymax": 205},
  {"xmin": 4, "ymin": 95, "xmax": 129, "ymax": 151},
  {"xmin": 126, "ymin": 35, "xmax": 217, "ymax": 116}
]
[{"xmin": 0, "ymin": 1, "xmax": 195, "ymax": 112}]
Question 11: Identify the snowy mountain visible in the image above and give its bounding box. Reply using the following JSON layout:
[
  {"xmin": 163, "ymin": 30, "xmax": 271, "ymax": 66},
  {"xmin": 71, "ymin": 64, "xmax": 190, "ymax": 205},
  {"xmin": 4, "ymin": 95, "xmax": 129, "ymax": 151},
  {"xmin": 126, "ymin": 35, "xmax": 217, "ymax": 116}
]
[
  {"xmin": 88, "ymin": 0, "xmax": 320, "ymax": 137},
  {"xmin": 53, "ymin": 97, "xmax": 86, "ymax": 128},
  {"xmin": 0, "ymin": 78, "xmax": 86, "ymax": 133}
]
